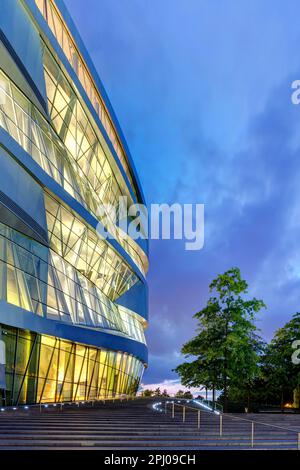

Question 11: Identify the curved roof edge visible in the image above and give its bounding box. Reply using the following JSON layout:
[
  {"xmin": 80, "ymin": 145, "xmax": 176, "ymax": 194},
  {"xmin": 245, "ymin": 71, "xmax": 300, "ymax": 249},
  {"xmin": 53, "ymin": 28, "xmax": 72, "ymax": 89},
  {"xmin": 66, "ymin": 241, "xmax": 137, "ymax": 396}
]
[{"xmin": 0, "ymin": 300, "xmax": 148, "ymax": 364}]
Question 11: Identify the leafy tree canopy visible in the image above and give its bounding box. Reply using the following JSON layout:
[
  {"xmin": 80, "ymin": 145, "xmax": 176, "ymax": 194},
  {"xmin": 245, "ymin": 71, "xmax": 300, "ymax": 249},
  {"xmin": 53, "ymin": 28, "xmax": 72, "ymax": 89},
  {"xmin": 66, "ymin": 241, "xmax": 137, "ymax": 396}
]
[{"xmin": 175, "ymin": 267, "xmax": 266, "ymax": 411}]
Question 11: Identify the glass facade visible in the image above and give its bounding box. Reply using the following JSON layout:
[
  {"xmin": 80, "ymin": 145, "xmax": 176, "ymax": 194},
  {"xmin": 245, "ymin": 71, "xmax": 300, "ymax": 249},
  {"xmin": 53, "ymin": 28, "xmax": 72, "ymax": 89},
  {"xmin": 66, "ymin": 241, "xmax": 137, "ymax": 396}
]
[
  {"xmin": 0, "ymin": 67, "xmax": 148, "ymax": 276},
  {"xmin": 45, "ymin": 193, "xmax": 137, "ymax": 301},
  {"xmin": 42, "ymin": 45, "xmax": 148, "ymax": 276},
  {"xmin": 35, "ymin": 0, "xmax": 135, "ymax": 194},
  {"xmin": 0, "ymin": 0, "xmax": 148, "ymax": 406},
  {"xmin": 0, "ymin": 220, "xmax": 146, "ymax": 343},
  {"xmin": 43, "ymin": 45, "xmax": 127, "ymax": 220},
  {"xmin": 0, "ymin": 68, "xmax": 94, "ymax": 214},
  {"xmin": 2, "ymin": 325, "xmax": 144, "ymax": 405}
]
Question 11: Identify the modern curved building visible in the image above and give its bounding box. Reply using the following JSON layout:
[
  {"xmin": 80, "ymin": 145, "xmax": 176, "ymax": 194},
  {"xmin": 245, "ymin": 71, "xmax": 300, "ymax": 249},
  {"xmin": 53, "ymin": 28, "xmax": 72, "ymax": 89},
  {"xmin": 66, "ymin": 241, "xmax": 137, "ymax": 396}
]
[{"xmin": 0, "ymin": 0, "xmax": 148, "ymax": 405}]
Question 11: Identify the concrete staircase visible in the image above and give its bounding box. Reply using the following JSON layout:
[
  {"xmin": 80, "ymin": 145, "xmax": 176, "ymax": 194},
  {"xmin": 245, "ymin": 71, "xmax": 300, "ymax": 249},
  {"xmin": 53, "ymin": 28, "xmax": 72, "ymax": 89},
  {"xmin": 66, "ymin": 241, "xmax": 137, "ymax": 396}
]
[{"xmin": 0, "ymin": 399, "xmax": 299, "ymax": 449}]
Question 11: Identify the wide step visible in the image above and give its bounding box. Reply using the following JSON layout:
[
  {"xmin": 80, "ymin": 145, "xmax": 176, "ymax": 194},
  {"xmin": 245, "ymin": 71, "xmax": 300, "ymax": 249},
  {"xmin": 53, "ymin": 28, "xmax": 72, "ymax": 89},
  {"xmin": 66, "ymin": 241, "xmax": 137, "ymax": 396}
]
[{"xmin": 0, "ymin": 399, "xmax": 299, "ymax": 450}]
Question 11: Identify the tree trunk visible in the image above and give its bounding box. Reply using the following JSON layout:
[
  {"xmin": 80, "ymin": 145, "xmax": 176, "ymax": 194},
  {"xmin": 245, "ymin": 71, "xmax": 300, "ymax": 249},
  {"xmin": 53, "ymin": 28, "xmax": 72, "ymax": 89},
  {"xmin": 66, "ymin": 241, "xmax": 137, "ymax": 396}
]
[
  {"xmin": 293, "ymin": 386, "xmax": 300, "ymax": 409},
  {"xmin": 280, "ymin": 390, "xmax": 284, "ymax": 411},
  {"xmin": 223, "ymin": 375, "xmax": 228, "ymax": 413},
  {"xmin": 223, "ymin": 316, "xmax": 229, "ymax": 413},
  {"xmin": 212, "ymin": 386, "xmax": 215, "ymax": 409}
]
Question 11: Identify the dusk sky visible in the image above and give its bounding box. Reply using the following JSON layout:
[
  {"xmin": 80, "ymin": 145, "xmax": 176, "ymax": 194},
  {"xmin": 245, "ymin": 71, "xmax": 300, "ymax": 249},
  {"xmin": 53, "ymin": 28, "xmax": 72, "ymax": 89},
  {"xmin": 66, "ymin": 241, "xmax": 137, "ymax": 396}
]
[{"xmin": 64, "ymin": 0, "xmax": 300, "ymax": 392}]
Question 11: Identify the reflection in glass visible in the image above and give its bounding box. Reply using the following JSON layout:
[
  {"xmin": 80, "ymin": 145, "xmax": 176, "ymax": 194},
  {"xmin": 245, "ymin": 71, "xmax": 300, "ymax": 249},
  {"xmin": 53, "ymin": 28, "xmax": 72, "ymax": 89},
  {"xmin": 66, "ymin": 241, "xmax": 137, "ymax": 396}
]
[{"xmin": 1, "ymin": 325, "xmax": 144, "ymax": 405}]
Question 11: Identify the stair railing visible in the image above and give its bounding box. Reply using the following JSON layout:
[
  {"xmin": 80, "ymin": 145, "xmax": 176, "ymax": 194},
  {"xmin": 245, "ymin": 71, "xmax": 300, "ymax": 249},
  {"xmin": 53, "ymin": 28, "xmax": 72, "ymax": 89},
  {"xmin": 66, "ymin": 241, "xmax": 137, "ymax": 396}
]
[{"xmin": 158, "ymin": 400, "xmax": 300, "ymax": 450}]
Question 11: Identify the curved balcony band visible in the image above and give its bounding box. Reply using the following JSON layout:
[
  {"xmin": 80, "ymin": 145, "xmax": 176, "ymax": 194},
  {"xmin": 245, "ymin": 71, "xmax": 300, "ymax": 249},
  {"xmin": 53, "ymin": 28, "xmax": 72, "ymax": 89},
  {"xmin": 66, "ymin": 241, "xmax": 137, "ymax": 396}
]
[{"xmin": 0, "ymin": 302, "xmax": 148, "ymax": 364}]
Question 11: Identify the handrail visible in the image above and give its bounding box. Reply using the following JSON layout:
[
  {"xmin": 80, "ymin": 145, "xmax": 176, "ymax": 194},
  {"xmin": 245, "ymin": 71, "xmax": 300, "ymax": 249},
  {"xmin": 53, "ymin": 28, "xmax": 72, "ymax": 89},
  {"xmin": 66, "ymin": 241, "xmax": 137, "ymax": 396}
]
[
  {"xmin": 194, "ymin": 397, "xmax": 223, "ymax": 413},
  {"xmin": 153, "ymin": 400, "xmax": 300, "ymax": 450},
  {"xmin": 218, "ymin": 411, "xmax": 300, "ymax": 433}
]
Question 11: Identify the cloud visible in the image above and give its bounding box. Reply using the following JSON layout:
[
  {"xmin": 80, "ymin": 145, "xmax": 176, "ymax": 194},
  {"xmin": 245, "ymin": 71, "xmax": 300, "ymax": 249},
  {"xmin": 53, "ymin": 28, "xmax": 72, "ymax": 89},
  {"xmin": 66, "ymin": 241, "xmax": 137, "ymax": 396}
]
[
  {"xmin": 144, "ymin": 77, "xmax": 300, "ymax": 383},
  {"xmin": 139, "ymin": 379, "xmax": 200, "ymax": 397},
  {"xmin": 64, "ymin": 0, "xmax": 300, "ymax": 386},
  {"xmin": 139, "ymin": 378, "xmax": 218, "ymax": 400}
]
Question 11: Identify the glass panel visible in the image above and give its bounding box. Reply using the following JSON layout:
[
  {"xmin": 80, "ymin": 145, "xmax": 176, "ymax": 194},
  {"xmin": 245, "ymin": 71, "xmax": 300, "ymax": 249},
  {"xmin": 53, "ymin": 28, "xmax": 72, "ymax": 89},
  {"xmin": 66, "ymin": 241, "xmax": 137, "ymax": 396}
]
[
  {"xmin": 0, "ymin": 66, "xmax": 148, "ymax": 276},
  {"xmin": 1, "ymin": 325, "xmax": 145, "ymax": 405},
  {"xmin": 0, "ymin": 214, "xmax": 145, "ymax": 344},
  {"xmin": 34, "ymin": 0, "xmax": 137, "ymax": 198}
]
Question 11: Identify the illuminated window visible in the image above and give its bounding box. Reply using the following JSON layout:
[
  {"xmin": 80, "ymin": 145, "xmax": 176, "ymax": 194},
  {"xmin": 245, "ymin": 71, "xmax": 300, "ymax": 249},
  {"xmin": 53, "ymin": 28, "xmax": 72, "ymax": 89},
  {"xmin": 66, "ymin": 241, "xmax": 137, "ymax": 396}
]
[
  {"xmin": 0, "ymin": 221, "xmax": 146, "ymax": 343},
  {"xmin": 0, "ymin": 68, "xmax": 148, "ymax": 276},
  {"xmin": 34, "ymin": 0, "xmax": 137, "ymax": 194}
]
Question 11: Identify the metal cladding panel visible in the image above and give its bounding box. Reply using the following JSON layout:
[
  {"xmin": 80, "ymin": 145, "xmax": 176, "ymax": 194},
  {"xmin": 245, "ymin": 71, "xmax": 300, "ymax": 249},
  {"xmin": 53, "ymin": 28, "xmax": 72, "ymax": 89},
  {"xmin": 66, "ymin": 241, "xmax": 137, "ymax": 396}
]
[
  {"xmin": 0, "ymin": 337, "xmax": 5, "ymax": 389},
  {"xmin": 116, "ymin": 281, "xmax": 149, "ymax": 322},
  {"xmin": 0, "ymin": 0, "xmax": 47, "ymax": 109},
  {"xmin": 0, "ymin": 145, "xmax": 48, "ymax": 240},
  {"xmin": 0, "ymin": 301, "xmax": 148, "ymax": 364}
]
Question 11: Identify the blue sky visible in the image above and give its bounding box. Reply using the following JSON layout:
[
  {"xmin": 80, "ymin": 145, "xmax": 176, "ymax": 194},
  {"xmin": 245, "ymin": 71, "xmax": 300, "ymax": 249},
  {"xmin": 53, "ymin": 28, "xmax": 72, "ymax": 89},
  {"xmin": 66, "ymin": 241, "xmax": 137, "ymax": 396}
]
[{"xmin": 64, "ymin": 0, "xmax": 300, "ymax": 391}]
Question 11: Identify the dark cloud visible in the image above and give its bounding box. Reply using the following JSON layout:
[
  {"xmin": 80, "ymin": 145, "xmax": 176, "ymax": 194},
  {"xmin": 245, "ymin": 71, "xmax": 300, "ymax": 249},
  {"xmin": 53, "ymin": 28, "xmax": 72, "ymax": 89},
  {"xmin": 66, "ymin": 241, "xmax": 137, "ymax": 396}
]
[{"xmin": 64, "ymin": 0, "xmax": 300, "ymax": 386}]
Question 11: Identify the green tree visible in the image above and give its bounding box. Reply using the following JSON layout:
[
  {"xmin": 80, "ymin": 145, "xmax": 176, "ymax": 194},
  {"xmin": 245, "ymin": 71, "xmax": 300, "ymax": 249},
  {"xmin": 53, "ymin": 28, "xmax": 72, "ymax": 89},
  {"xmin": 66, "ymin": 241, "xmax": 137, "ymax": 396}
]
[
  {"xmin": 175, "ymin": 390, "xmax": 185, "ymax": 398},
  {"xmin": 153, "ymin": 387, "xmax": 161, "ymax": 397},
  {"xmin": 224, "ymin": 334, "xmax": 267, "ymax": 409},
  {"xmin": 162, "ymin": 389, "xmax": 169, "ymax": 397},
  {"xmin": 263, "ymin": 312, "xmax": 300, "ymax": 408},
  {"xmin": 141, "ymin": 389, "xmax": 153, "ymax": 397},
  {"xmin": 175, "ymin": 267, "xmax": 266, "ymax": 412}
]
